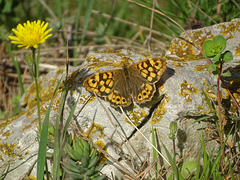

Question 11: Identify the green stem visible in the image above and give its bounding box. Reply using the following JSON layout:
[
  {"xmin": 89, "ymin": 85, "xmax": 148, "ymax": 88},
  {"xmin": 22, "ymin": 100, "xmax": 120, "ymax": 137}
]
[
  {"xmin": 32, "ymin": 48, "xmax": 42, "ymax": 131},
  {"xmin": 217, "ymin": 61, "xmax": 224, "ymax": 169},
  {"xmin": 6, "ymin": 43, "xmax": 25, "ymax": 96}
]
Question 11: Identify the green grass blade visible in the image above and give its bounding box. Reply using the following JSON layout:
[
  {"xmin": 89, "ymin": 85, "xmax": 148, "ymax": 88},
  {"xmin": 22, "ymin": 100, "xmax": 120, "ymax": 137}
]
[
  {"xmin": 229, "ymin": 161, "xmax": 235, "ymax": 180},
  {"xmin": 161, "ymin": 141, "xmax": 179, "ymax": 180},
  {"xmin": 61, "ymin": 95, "xmax": 80, "ymax": 141},
  {"xmin": 194, "ymin": 149, "xmax": 201, "ymax": 180},
  {"xmin": 193, "ymin": 115, "xmax": 212, "ymax": 123},
  {"xmin": 151, "ymin": 126, "xmax": 158, "ymax": 179},
  {"xmin": 202, "ymin": 90, "xmax": 215, "ymax": 114},
  {"xmin": 37, "ymin": 77, "xmax": 63, "ymax": 180},
  {"xmin": 80, "ymin": 0, "xmax": 94, "ymax": 45},
  {"xmin": 73, "ymin": 0, "xmax": 84, "ymax": 65},
  {"xmin": 210, "ymin": 143, "xmax": 225, "ymax": 178},
  {"xmin": 200, "ymin": 133, "xmax": 210, "ymax": 179}
]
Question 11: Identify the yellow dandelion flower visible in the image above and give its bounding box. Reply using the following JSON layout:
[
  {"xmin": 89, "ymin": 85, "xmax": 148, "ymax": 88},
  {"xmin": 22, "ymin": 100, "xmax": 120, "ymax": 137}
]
[{"xmin": 8, "ymin": 20, "xmax": 52, "ymax": 49}]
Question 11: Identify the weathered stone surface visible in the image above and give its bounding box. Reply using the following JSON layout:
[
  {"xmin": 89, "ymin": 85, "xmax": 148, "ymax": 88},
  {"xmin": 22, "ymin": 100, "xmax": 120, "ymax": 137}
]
[{"xmin": 1, "ymin": 18, "xmax": 240, "ymax": 179}]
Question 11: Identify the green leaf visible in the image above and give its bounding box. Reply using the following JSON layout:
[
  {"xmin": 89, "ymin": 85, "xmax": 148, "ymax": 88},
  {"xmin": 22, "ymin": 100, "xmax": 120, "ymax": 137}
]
[
  {"xmin": 95, "ymin": 163, "xmax": 105, "ymax": 172},
  {"xmin": 213, "ymin": 35, "xmax": 226, "ymax": 52},
  {"xmin": 180, "ymin": 161, "xmax": 197, "ymax": 178},
  {"xmin": 88, "ymin": 155, "xmax": 99, "ymax": 169},
  {"xmin": 221, "ymin": 70, "xmax": 231, "ymax": 77},
  {"xmin": 85, "ymin": 166, "xmax": 97, "ymax": 176},
  {"xmin": 208, "ymin": 85, "xmax": 216, "ymax": 90},
  {"xmin": 193, "ymin": 115, "xmax": 212, "ymax": 123},
  {"xmin": 206, "ymin": 64, "xmax": 217, "ymax": 71},
  {"xmin": 203, "ymin": 35, "xmax": 226, "ymax": 58},
  {"xmin": 203, "ymin": 40, "xmax": 214, "ymax": 57},
  {"xmin": 81, "ymin": 156, "xmax": 89, "ymax": 168},
  {"xmin": 170, "ymin": 121, "xmax": 178, "ymax": 134},
  {"xmin": 222, "ymin": 51, "xmax": 233, "ymax": 62},
  {"xmin": 212, "ymin": 54, "xmax": 221, "ymax": 62},
  {"xmin": 94, "ymin": 175, "xmax": 107, "ymax": 180}
]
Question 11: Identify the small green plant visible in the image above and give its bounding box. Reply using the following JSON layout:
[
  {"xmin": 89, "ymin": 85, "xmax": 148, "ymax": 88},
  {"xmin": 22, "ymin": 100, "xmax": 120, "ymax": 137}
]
[
  {"xmin": 167, "ymin": 122, "xmax": 198, "ymax": 180},
  {"xmin": 196, "ymin": 34, "xmax": 239, "ymax": 178},
  {"xmin": 63, "ymin": 137, "xmax": 106, "ymax": 180},
  {"xmin": 203, "ymin": 35, "xmax": 233, "ymax": 77},
  {"xmin": 203, "ymin": 35, "xmax": 233, "ymax": 149}
]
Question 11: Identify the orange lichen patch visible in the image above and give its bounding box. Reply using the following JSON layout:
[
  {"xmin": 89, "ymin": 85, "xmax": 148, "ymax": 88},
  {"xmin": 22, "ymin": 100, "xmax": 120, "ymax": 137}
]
[
  {"xmin": 194, "ymin": 64, "xmax": 207, "ymax": 71},
  {"xmin": 1, "ymin": 130, "xmax": 13, "ymax": 139},
  {"xmin": 84, "ymin": 56, "xmax": 121, "ymax": 71},
  {"xmin": 228, "ymin": 79, "xmax": 240, "ymax": 91},
  {"xmin": 196, "ymin": 106, "xmax": 204, "ymax": 114},
  {"xmin": 26, "ymin": 108, "xmax": 35, "ymax": 118},
  {"xmin": 219, "ymin": 20, "xmax": 240, "ymax": 36},
  {"xmin": 80, "ymin": 94, "xmax": 96, "ymax": 105},
  {"xmin": 223, "ymin": 91, "xmax": 240, "ymax": 115},
  {"xmin": 234, "ymin": 44, "xmax": 240, "ymax": 57},
  {"xmin": 94, "ymin": 49, "xmax": 123, "ymax": 55},
  {"xmin": 233, "ymin": 92, "xmax": 240, "ymax": 104},
  {"xmin": 0, "ymin": 118, "xmax": 13, "ymax": 134},
  {"xmin": 202, "ymin": 80, "xmax": 208, "ymax": 87},
  {"xmin": 22, "ymin": 124, "xmax": 32, "ymax": 131},
  {"xmin": 23, "ymin": 75, "xmax": 62, "ymax": 110},
  {"xmin": 0, "ymin": 142, "xmax": 16, "ymax": 158},
  {"xmin": 223, "ymin": 79, "xmax": 240, "ymax": 114},
  {"xmin": 178, "ymin": 80, "xmax": 199, "ymax": 102},
  {"xmin": 150, "ymin": 98, "xmax": 167, "ymax": 124},
  {"xmin": 168, "ymin": 31, "xmax": 206, "ymax": 62},
  {"xmin": 85, "ymin": 50, "xmax": 136, "ymax": 71},
  {"xmin": 83, "ymin": 122, "xmax": 104, "ymax": 139},
  {"xmin": 173, "ymin": 62, "xmax": 185, "ymax": 67},
  {"xmin": 94, "ymin": 140, "xmax": 108, "ymax": 165},
  {"xmin": 142, "ymin": 53, "xmax": 158, "ymax": 59},
  {"xmin": 125, "ymin": 109, "xmax": 147, "ymax": 126}
]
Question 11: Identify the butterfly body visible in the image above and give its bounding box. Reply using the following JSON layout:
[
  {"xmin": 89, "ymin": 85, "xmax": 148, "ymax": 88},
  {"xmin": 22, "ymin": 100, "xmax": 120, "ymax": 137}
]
[{"xmin": 83, "ymin": 58, "xmax": 167, "ymax": 107}]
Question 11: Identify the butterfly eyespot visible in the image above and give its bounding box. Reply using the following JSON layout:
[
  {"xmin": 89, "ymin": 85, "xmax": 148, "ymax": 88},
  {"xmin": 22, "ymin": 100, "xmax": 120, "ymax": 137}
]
[
  {"xmin": 143, "ymin": 92, "xmax": 147, "ymax": 96},
  {"xmin": 155, "ymin": 62, "xmax": 159, "ymax": 66},
  {"xmin": 116, "ymin": 97, "xmax": 120, "ymax": 102},
  {"xmin": 91, "ymin": 79, "xmax": 96, "ymax": 83},
  {"xmin": 122, "ymin": 99, "xmax": 126, "ymax": 102}
]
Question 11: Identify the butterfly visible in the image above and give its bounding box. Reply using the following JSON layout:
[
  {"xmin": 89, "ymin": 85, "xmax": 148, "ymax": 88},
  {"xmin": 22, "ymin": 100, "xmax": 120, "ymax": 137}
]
[{"xmin": 83, "ymin": 58, "xmax": 167, "ymax": 108}]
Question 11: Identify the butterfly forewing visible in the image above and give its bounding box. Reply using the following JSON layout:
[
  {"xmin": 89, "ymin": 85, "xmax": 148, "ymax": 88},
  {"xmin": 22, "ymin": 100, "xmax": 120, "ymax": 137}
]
[
  {"xmin": 128, "ymin": 58, "xmax": 166, "ymax": 104},
  {"xmin": 83, "ymin": 69, "xmax": 132, "ymax": 107},
  {"xmin": 134, "ymin": 58, "xmax": 167, "ymax": 84}
]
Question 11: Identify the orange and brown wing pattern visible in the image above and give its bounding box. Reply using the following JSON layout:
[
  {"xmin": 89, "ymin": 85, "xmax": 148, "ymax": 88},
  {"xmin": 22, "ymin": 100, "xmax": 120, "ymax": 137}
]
[
  {"xmin": 83, "ymin": 71, "xmax": 115, "ymax": 97},
  {"xmin": 83, "ymin": 69, "xmax": 132, "ymax": 107},
  {"xmin": 129, "ymin": 58, "xmax": 167, "ymax": 104},
  {"xmin": 83, "ymin": 58, "xmax": 167, "ymax": 107},
  {"xmin": 133, "ymin": 58, "xmax": 167, "ymax": 84}
]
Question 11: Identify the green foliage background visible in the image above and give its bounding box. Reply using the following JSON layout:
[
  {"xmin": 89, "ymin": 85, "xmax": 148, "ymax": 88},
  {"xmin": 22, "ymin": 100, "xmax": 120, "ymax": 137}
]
[{"xmin": 1, "ymin": 0, "xmax": 239, "ymax": 44}]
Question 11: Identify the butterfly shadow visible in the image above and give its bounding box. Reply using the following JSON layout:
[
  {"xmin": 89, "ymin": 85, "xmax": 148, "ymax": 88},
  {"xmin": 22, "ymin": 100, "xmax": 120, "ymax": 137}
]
[{"xmin": 123, "ymin": 67, "xmax": 175, "ymax": 140}]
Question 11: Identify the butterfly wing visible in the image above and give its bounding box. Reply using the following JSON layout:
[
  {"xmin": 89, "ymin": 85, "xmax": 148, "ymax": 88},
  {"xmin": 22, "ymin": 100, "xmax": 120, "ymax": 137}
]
[
  {"xmin": 128, "ymin": 58, "xmax": 166, "ymax": 104},
  {"xmin": 83, "ymin": 69, "xmax": 132, "ymax": 107}
]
